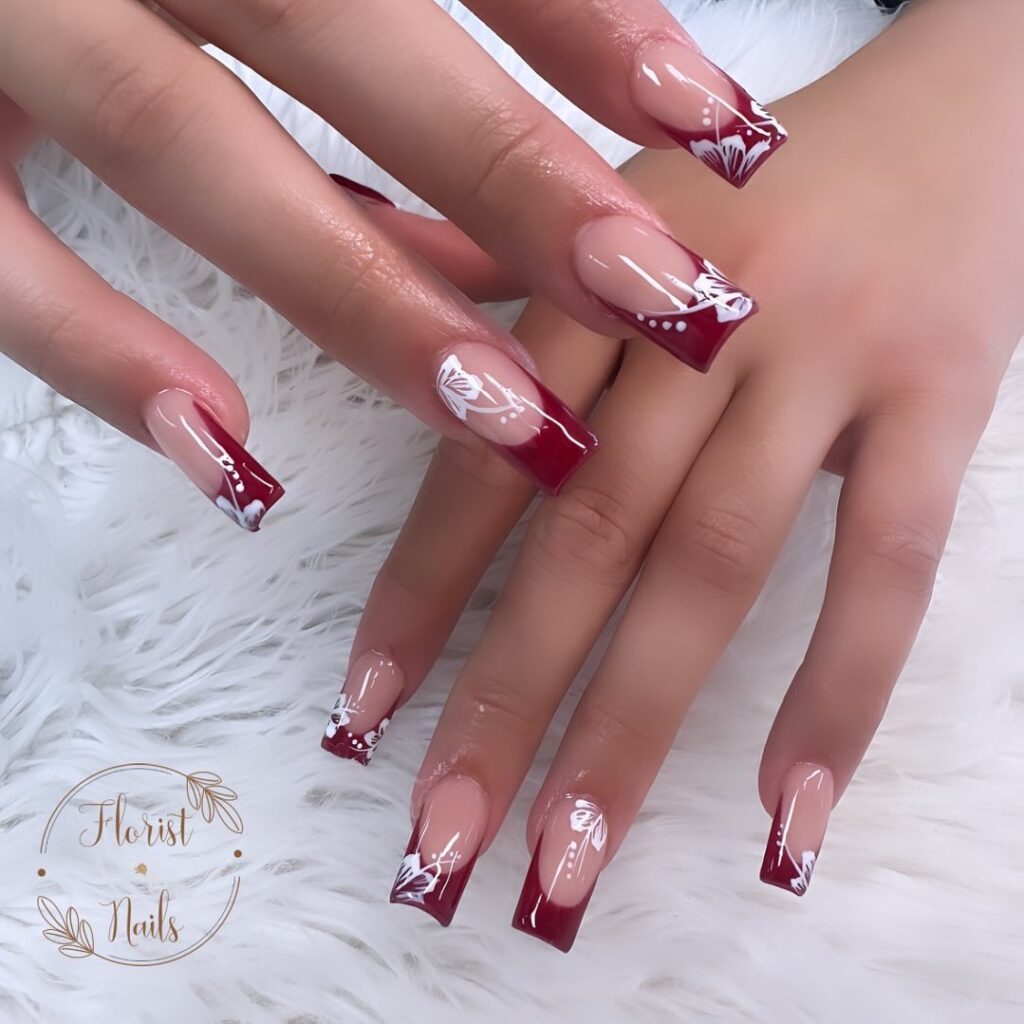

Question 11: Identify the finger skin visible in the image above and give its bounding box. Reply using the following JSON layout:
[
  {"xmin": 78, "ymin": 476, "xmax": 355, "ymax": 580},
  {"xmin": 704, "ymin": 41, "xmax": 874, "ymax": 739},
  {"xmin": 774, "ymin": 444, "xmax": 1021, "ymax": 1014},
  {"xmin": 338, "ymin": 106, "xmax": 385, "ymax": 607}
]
[
  {"xmin": 512, "ymin": 374, "xmax": 847, "ymax": 949},
  {"xmin": 0, "ymin": 179, "xmax": 288, "ymax": 529},
  {"xmin": 756, "ymin": 399, "xmax": 993, "ymax": 894},
  {"xmin": 0, "ymin": 0, "xmax": 602, "ymax": 492},
  {"xmin": 155, "ymin": 0, "xmax": 759, "ymax": 346}
]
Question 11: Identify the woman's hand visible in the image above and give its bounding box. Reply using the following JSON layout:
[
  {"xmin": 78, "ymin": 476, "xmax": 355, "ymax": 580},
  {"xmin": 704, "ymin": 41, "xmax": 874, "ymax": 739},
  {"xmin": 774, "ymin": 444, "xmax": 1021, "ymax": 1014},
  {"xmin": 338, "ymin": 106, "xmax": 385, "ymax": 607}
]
[
  {"xmin": 0, "ymin": 0, "xmax": 787, "ymax": 527},
  {"xmin": 325, "ymin": 0, "xmax": 1024, "ymax": 947}
]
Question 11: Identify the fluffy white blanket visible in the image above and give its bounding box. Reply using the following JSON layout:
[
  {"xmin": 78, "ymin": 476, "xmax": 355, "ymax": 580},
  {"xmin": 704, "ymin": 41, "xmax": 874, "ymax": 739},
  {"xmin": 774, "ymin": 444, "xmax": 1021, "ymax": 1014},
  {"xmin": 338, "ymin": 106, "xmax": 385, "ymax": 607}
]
[{"xmin": 3, "ymin": 2, "xmax": 1023, "ymax": 1022}]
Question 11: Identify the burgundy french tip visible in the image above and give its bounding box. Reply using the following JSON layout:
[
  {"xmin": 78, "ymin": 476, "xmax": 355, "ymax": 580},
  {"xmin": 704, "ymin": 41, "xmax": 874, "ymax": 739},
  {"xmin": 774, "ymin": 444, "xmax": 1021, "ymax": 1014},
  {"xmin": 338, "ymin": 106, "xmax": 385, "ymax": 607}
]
[
  {"xmin": 760, "ymin": 763, "xmax": 834, "ymax": 896},
  {"xmin": 320, "ymin": 652, "xmax": 403, "ymax": 764},
  {"xmin": 389, "ymin": 776, "xmax": 487, "ymax": 927},
  {"xmin": 329, "ymin": 172, "xmax": 397, "ymax": 207},
  {"xmin": 574, "ymin": 216, "xmax": 757, "ymax": 374},
  {"xmin": 144, "ymin": 389, "xmax": 284, "ymax": 532},
  {"xmin": 511, "ymin": 797, "xmax": 608, "ymax": 953},
  {"xmin": 632, "ymin": 40, "xmax": 788, "ymax": 189},
  {"xmin": 435, "ymin": 343, "xmax": 598, "ymax": 495}
]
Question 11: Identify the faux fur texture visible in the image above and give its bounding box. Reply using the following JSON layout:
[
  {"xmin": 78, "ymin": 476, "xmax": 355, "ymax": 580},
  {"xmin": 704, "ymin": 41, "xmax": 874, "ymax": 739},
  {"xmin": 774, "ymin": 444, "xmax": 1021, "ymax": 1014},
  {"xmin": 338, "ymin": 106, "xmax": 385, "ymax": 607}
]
[{"xmin": 2, "ymin": 2, "xmax": 1023, "ymax": 1022}]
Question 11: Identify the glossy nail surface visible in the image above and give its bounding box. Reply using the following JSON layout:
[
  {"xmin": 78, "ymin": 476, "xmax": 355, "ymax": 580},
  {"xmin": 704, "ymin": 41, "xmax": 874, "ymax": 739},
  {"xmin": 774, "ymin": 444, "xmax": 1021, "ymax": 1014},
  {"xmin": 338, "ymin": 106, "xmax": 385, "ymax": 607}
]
[
  {"xmin": 512, "ymin": 797, "xmax": 608, "ymax": 953},
  {"xmin": 435, "ymin": 343, "xmax": 598, "ymax": 494},
  {"xmin": 390, "ymin": 775, "xmax": 488, "ymax": 926},
  {"xmin": 329, "ymin": 172, "xmax": 397, "ymax": 207},
  {"xmin": 321, "ymin": 651, "xmax": 402, "ymax": 764},
  {"xmin": 144, "ymin": 389, "xmax": 284, "ymax": 532},
  {"xmin": 760, "ymin": 763, "xmax": 834, "ymax": 896},
  {"xmin": 633, "ymin": 40, "xmax": 787, "ymax": 188},
  {"xmin": 575, "ymin": 215, "xmax": 756, "ymax": 372}
]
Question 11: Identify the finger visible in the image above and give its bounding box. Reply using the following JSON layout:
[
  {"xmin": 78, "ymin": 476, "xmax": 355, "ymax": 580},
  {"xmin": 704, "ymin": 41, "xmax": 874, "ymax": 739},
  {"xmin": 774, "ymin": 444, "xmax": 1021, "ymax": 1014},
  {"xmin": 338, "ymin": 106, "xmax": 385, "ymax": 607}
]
[
  {"xmin": 330, "ymin": 174, "xmax": 526, "ymax": 302},
  {"xmin": 465, "ymin": 0, "xmax": 788, "ymax": 187},
  {"xmin": 323, "ymin": 302, "xmax": 620, "ymax": 766},
  {"xmin": 0, "ymin": 176, "xmax": 283, "ymax": 531},
  {"xmin": 756, "ymin": 399, "xmax": 989, "ymax": 897},
  {"xmin": 385, "ymin": 343, "xmax": 738, "ymax": 925},
  {"xmin": 514, "ymin": 372, "xmax": 849, "ymax": 951},
  {"xmin": 0, "ymin": 0, "xmax": 596, "ymax": 492},
  {"xmin": 155, "ymin": 0, "xmax": 760, "ymax": 368}
]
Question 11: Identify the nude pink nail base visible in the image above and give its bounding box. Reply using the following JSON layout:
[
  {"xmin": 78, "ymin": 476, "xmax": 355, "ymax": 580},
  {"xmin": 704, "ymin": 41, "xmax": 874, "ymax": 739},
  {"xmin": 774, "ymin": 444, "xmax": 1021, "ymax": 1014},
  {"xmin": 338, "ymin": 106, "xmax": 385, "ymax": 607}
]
[
  {"xmin": 436, "ymin": 346, "xmax": 598, "ymax": 494},
  {"xmin": 144, "ymin": 389, "xmax": 284, "ymax": 532},
  {"xmin": 511, "ymin": 797, "xmax": 608, "ymax": 953},
  {"xmin": 329, "ymin": 172, "xmax": 396, "ymax": 207},
  {"xmin": 760, "ymin": 763, "xmax": 834, "ymax": 897},
  {"xmin": 389, "ymin": 777, "xmax": 487, "ymax": 927}
]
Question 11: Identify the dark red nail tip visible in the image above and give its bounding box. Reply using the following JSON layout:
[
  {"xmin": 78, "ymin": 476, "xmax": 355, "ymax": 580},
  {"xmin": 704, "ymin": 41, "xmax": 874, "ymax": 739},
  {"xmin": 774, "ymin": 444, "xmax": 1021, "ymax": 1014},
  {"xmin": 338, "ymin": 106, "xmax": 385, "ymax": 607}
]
[
  {"xmin": 759, "ymin": 798, "xmax": 816, "ymax": 897},
  {"xmin": 664, "ymin": 90, "xmax": 788, "ymax": 189},
  {"xmin": 389, "ymin": 819, "xmax": 479, "ymax": 927},
  {"xmin": 329, "ymin": 173, "xmax": 396, "ymax": 207},
  {"xmin": 511, "ymin": 842, "xmax": 595, "ymax": 954},
  {"xmin": 496, "ymin": 383, "xmax": 599, "ymax": 495},
  {"xmin": 192, "ymin": 405, "xmax": 284, "ymax": 531},
  {"xmin": 320, "ymin": 700, "xmax": 397, "ymax": 765}
]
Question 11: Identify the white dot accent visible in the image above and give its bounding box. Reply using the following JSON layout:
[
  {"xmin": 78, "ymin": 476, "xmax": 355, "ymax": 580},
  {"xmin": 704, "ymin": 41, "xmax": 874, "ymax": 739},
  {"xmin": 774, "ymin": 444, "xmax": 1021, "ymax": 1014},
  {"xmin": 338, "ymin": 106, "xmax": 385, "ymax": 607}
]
[
  {"xmin": 662, "ymin": 321, "xmax": 672, "ymax": 330},
  {"xmin": 675, "ymin": 321, "xmax": 687, "ymax": 332},
  {"xmin": 647, "ymin": 317, "xmax": 658, "ymax": 327},
  {"xmin": 702, "ymin": 118, "xmax": 712, "ymax": 127},
  {"xmin": 706, "ymin": 95, "xmax": 714, "ymax": 104},
  {"xmin": 636, "ymin": 312, "xmax": 644, "ymax": 321}
]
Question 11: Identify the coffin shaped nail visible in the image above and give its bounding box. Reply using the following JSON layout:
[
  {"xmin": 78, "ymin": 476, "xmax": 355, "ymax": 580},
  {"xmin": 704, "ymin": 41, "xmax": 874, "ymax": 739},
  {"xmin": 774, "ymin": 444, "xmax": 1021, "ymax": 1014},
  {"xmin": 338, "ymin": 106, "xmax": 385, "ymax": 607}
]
[
  {"xmin": 390, "ymin": 775, "xmax": 488, "ymax": 926},
  {"xmin": 760, "ymin": 763, "xmax": 834, "ymax": 896},
  {"xmin": 435, "ymin": 342, "xmax": 598, "ymax": 494},
  {"xmin": 329, "ymin": 172, "xmax": 397, "ymax": 207},
  {"xmin": 633, "ymin": 40, "xmax": 787, "ymax": 188},
  {"xmin": 144, "ymin": 389, "xmax": 284, "ymax": 532},
  {"xmin": 575, "ymin": 215, "xmax": 757, "ymax": 372},
  {"xmin": 512, "ymin": 796, "xmax": 609, "ymax": 953},
  {"xmin": 321, "ymin": 651, "xmax": 402, "ymax": 764}
]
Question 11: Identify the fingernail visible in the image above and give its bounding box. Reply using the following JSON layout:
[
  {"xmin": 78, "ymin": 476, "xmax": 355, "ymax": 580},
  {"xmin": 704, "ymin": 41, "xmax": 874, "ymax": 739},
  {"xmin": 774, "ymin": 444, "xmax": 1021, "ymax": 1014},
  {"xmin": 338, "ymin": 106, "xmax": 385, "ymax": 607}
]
[
  {"xmin": 320, "ymin": 651, "xmax": 402, "ymax": 765},
  {"xmin": 512, "ymin": 796, "xmax": 608, "ymax": 953},
  {"xmin": 329, "ymin": 172, "xmax": 397, "ymax": 207},
  {"xmin": 632, "ymin": 39, "xmax": 787, "ymax": 188},
  {"xmin": 760, "ymin": 763, "xmax": 834, "ymax": 896},
  {"xmin": 390, "ymin": 775, "xmax": 488, "ymax": 926},
  {"xmin": 435, "ymin": 343, "xmax": 598, "ymax": 494},
  {"xmin": 144, "ymin": 388, "xmax": 284, "ymax": 532},
  {"xmin": 575, "ymin": 215, "xmax": 757, "ymax": 372}
]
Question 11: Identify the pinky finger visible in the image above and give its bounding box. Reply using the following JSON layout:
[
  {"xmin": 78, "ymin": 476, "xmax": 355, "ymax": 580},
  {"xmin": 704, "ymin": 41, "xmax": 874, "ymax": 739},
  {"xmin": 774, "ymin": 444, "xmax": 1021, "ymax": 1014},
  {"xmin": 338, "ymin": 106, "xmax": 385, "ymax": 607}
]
[
  {"xmin": 0, "ymin": 178, "xmax": 283, "ymax": 531},
  {"xmin": 757, "ymin": 400, "xmax": 991, "ymax": 896}
]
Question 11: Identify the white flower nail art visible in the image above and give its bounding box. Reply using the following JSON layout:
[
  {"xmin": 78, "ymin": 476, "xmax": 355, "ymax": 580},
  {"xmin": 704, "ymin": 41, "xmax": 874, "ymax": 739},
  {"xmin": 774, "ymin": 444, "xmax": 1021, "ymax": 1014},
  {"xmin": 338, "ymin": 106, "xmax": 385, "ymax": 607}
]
[
  {"xmin": 436, "ymin": 354, "xmax": 528, "ymax": 424},
  {"xmin": 690, "ymin": 135, "xmax": 773, "ymax": 189},
  {"xmin": 216, "ymin": 496, "xmax": 268, "ymax": 530},
  {"xmin": 569, "ymin": 799, "xmax": 608, "ymax": 852},
  {"xmin": 392, "ymin": 834, "xmax": 461, "ymax": 905},
  {"xmin": 686, "ymin": 91, "xmax": 787, "ymax": 186},
  {"xmin": 692, "ymin": 260, "xmax": 756, "ymax": 322},
  {"xmin": 790, "ymin": 850, "xmax": 816, "ymax": 895},
  {"xmin": 324, "ymin": 693, "xmax": 361, "ymax": 739}
]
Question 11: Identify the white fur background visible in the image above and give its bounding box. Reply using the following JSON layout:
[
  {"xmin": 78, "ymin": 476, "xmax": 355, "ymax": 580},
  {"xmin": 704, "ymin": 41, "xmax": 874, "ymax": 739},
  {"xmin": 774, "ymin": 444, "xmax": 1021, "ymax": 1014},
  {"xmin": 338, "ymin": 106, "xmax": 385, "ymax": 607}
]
[{"xmin": 3, "ymin": 1, "xmax": 1024, "ymax": 1022}]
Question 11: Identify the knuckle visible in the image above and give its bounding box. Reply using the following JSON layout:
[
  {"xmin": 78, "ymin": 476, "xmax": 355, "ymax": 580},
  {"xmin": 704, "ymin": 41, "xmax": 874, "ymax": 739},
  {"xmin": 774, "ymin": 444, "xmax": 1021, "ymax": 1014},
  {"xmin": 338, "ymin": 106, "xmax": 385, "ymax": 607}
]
[
  {"xmin": 311, "ymin": 245, "xmax": 392, "ymax": 342},
  {"xmin": 531, "ymin": 484, "xmax": 638, "ymax": 584},
  {"xmin": 663, "ymin": 502, "xmax": 763, "ymax": 596},
  {"xmin": 860, "ymin": 518, "xmax": 944, "ymax": 597},
  {"xmin": 467, "ymin": 674, "xmax": 546, "ymax": 740},
  {"xmin": 459, "ymin": 105, "xmax": 552, "ymax": 211},
  {"xmin": 572, "ymin": 699, "xmax": 663, "ymax": 771},
  {"xmin": 71, "ymin": 42, "xmax": 195, "ymax": 175},
  {"xmin": 233, "ymin": 0, "xmax": 313, "ymax": 33},
  {"xmin": 436, "ymin": 437, "xmax": 525, "ymax": 495}
]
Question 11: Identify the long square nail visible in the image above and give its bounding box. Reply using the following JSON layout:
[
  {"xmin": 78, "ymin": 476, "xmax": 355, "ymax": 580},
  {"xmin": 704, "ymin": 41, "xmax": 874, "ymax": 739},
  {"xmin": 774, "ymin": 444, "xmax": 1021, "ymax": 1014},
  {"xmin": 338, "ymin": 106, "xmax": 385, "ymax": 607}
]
[
  {"xmin": 390, "ymin": 775, "xmax": 488, "ymax": 926},
  {"xmin": 320, "ymin": 651, "xmax": 403, "ymax": 764},
  {"xmin": 760, "ymin": 763, "xmax": 834, "ymax": 896},
  {"xmin": 633, "ymin": 40, "xmax": 787, "ymax": 188},
  {"xmin": 435, "ymin": 343, "xmax": 598, "ymax": 494},
  {"xmin": 144, "ymin": 389, "xmax": 284, "ymax": 531},
  {"xmin": 575, "ymin": 215, "xmax": 757, "ymax": 372},
  {"xmin": 511, "ymin": 797, "xmax": 608, "ymax": 953}
]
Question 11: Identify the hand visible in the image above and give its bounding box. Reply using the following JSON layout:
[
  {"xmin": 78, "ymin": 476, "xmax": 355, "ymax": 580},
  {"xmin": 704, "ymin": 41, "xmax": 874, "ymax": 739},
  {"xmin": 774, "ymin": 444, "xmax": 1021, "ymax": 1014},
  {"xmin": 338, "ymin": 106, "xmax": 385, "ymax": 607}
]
[
  {"xmin": 323, "ymin": 0, "xmax": 1024, "ymax": 947},
  {"xmin": 0, "ymin": 0, "xmax": 785, "ymax": 527}
]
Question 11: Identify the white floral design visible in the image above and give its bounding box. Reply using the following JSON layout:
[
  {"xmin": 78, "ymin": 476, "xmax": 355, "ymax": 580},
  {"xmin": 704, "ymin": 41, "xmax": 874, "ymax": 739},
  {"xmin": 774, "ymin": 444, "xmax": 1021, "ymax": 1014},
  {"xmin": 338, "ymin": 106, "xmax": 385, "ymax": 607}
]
[
  {"xmin": 569, "ymin": 799, "xmax": 608, "ymax": 852},
  {"xmin": 323, "ymin": 693, "xmax": 361, "ymax": 739},
  {"xmin": 790, "ymin": 850, "xmax": 816, "ymax": 895},
  {"xmin": 436, "ymin": 354, "xmax": 526, "ymax": 423},
  {"xmin": 359, "ymin": 717, "xmax": 390, "ymax": 762},
  {"xmin": 690, "ymin": 135, "xmax": 773, "ymax": 188},
  {"xmin": 392, "ymin": 833, "xmax": 462, "ymax": 904},
  {"xmin": 749, "ymin": 99, "xmax": 789, "ymax": 139},
  {"xmin": 216, "ymin": 496, "xmax": 266, "ymax": 530},
  {"xmin": 692, "ymin": 259, "xmax": 757, "ymax": 323}
]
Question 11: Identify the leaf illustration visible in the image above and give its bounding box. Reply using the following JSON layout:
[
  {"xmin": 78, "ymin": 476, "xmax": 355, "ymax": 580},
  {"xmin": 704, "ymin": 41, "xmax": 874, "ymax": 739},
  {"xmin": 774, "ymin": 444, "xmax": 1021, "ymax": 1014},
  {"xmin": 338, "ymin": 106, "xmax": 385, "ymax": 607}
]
[
  {"xmin": 185, "ymin": 772, "xmax": 243, "ymax": 833},
  {"xmin": 42, "ymin": 928, "xmax": 67, "ymax": 945},
  {"xmin": 37, "ymin": 896, "xmax": 66, "ymax": 935},
  {"xmin": 38, "ymin": 897, "xmax": 93, "ymax": 959},
  {"xmin": 65, "ymin": 906, "xmax": 80, "ymax": 938},
  {"xmin": 59, "ymin": 944, "xmax": 93, "ymax": 959},
  {"xmin": 213, "ymin": 797, "xmax": 244, "ymax": 835},
  {"xmin": 185, "ymin": 771, "xmax": 222, "ymax": 813},
  {"xmin": 77, "ymin": 919, "xmax": 95, "ymax": 953}
]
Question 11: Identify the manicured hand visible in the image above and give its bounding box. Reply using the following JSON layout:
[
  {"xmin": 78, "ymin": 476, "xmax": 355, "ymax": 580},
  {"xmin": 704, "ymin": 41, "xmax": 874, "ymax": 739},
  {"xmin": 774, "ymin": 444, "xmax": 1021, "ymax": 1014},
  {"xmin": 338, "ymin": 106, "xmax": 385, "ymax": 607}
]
[
  {"xmin": 0, "ymin": 0, "xmax": 785, "ymax": 526},
  {"xmin": 322, "ymin": 0, "xmax": 1024, "ymax": 948}
]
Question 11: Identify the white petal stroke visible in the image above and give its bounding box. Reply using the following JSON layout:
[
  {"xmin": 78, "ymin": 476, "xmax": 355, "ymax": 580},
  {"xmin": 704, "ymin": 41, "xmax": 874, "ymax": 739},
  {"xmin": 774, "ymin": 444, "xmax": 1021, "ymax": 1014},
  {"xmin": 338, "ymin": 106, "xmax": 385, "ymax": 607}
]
[
  {"xmin": 689, "ymin": 135, "xmax": 772, "ymax": 186},
  {"xmin": 436, "ymin": 355, "xmax": 483, "ymax": 421}
]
